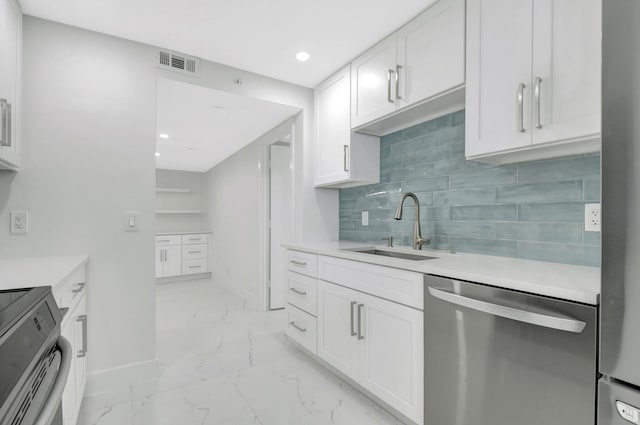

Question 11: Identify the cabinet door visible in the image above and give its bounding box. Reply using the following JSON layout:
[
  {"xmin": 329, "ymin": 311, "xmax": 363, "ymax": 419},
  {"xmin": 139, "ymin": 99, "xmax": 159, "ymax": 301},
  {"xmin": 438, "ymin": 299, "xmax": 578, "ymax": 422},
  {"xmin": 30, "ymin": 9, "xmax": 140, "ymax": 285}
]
[
  {"xmin": 317, "ymin": 280, "xmax": 360, "ymax": 379},
  {"xmin": 531, "ymin": 0, "xmax": 601, "ymax": 145},
  {"xmin": 315, "ymin": 65, "xmax": 351, "ymax": 185},
  {"xmin": 74, "ymin": 296, "xmax": 87, "ymax": 406},
  {"xmin": 0, "ymin": 0, "xmax": 20, "ymax": 166},
  {"xmin": 465, "ymin": 0, "xmax": 533, "ymax": 157},
  {"xmin": 351, "ymin": 35, "xmax": 398, "ymax": 128},
  {"xmin": 61, "ymin": 321, "xmax": 77, "ymax": 425},
  {"xmin": 397, "ymin": 0, "xmax": 465, "ymax": 108},
  {"xmin": 155, "ymin": 246, "xmax": 164, "ymax": 278},
  {"xmin": 163, "ymin": 245, "xmax": 182, "ymax": 277},
  {"xmin": 357, "ymin": 292, "xmax": 424, "ymax": 424}
]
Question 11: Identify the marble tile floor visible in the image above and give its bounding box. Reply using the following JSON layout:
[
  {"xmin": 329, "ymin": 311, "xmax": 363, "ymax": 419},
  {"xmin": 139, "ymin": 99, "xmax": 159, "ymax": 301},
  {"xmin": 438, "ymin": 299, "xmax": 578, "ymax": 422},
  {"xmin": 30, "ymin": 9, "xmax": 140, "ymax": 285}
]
[{"xmin": 78, "ymin": 278, "xmax": 405, "ymax": 425}]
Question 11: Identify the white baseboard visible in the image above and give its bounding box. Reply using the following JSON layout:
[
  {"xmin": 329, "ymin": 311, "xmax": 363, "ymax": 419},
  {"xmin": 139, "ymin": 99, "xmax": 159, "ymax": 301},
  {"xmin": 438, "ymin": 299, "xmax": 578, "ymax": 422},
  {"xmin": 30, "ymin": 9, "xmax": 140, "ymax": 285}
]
[{"xmin": 84, "ymin": 358, "xmax": 159, "ymax": 397}]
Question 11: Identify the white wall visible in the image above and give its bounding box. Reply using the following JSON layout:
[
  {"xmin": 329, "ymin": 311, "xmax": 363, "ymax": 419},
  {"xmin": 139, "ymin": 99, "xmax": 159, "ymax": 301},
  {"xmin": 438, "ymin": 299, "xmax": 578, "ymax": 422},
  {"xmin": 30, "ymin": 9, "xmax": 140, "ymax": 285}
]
[
  {"xmin": 155, "ymin": 169, "xmax": 209, "ymax": 234},
  {"xmin": 0, "ymin": 16, "xmax": 338, "ymax": 387}
]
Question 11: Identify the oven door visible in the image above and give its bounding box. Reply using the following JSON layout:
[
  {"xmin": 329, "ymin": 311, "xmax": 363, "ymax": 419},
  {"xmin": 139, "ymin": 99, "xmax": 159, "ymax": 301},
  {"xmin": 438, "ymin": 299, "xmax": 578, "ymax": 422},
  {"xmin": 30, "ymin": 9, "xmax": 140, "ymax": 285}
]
[{"xmin": 3, "ymin": 337, "xmax": 72, "ymax": 425}]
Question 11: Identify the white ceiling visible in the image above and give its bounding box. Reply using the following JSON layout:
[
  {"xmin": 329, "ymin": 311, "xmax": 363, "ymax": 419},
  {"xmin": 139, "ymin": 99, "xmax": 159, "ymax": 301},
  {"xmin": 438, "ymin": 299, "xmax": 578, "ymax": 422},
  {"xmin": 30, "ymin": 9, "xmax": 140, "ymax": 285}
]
[
  {"xmin": 155, "ymin": 78, "xmax": 300, "ymax": 172},
  {"xmin": 19, "ymin": 0, "xmax": 436, "ymax": 88}
]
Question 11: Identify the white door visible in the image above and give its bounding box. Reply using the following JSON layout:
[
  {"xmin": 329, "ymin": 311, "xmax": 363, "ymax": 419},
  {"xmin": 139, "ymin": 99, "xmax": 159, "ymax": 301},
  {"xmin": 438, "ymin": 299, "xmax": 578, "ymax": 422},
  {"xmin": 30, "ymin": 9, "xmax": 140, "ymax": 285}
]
[
  {"xmin": 269, "ymin": 144, "xmax": 291, "ymax": 310},
  {"xmin": 351, "ymin": 35, "xmax": 398, "ymax": 128},
  {"xmin": 315, "ymin": 65, "xmax": 351, "ymax": 185},
  {"xmin": 74, "ymin": 296, "xmax": 87, "ymax": 410},
  {"xmin": 317, "ymin": 281, "xmax": 360, "ymax": 379},
  {"xmin": 61, "ymin": 320, "xmax": 77, "ymax": 425},
  {"xmin": 397, "ymin": 0, "xmax": 465, "ymax": 108},
  {"xmin": 0, "ymin": 0, "xmax": 20, "ymax": 163},
  {"xmin": 163, "ymin": 245, "xmax": 182, "ymax": 277},
  {"xmin": 531, "ymin": 0, "xmax": 601, "ymax": 145},
  {"xmin": 465, "ymin": 0, "xmax": 534, "ymax": 157},
  {"xmin": 357, "ymin": 292, "xmax": 424, "ymax": 424},
  {"xmin": 155, "ymin": 246, "xmax": 164, "ymax": 278}
]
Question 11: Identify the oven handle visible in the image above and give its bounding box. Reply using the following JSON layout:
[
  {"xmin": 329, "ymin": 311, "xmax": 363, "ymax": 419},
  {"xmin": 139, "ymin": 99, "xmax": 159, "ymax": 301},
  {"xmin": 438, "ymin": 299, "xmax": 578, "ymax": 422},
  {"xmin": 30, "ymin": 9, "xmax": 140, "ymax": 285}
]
[
  {"xmin": 33, "ymin": 336, "xmax": 73, "ymax": 425},
  {"xmin": 428, "ymin": 287, "xmax": 586, "ymax": 333}
]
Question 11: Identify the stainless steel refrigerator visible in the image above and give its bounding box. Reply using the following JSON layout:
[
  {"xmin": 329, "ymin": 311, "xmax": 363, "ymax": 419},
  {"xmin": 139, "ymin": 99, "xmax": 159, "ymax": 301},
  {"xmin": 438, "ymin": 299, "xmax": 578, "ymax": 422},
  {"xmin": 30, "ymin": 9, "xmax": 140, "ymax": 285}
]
[{"xmin": 600, "ymin": 1, "xmax": 640, "ymax": 424}]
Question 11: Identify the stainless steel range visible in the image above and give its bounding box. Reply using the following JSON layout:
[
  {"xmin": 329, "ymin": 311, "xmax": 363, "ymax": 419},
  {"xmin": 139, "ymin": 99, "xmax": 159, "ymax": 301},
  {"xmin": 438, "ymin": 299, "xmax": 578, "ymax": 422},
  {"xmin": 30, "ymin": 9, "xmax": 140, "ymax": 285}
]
[{"xmin": 0, "ymin": 286, "xmax": 71, "ymax": 425}]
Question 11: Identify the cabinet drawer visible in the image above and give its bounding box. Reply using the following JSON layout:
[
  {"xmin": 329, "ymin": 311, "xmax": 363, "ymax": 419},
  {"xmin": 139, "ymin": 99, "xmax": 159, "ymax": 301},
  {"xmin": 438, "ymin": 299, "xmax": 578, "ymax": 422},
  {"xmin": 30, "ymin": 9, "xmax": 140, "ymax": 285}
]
[
  {"xmin": 318, "ymin": 255, "xmax": 423, "ymax": 309},
  {"xmin": 286, "ymin": 304, "xmax": 317, "ymax": 355},
  {"xmin": 182, "ymin": 234, "xmax": 208, "ymax": 245},
  {"xmin": 182, "ymin": 259, "xmax": 208, "ymax": 275},
  {"xmin": 155, "ymin": 235, "xmax": 181, "ymax": 245},
  {"xmin": 286, "ymin": 271, "xmax": 317, "ymax": 316},
  {"xmin": 286, "ymin": 251, "xmax": 318, "ymax": 278},
  {"xmin": 182, "ymin": 244, "xmax": 208, "ymax": 260},
  {"xmin": 55, "ymin": 267, "xmax": 86, "ymax": 312}
]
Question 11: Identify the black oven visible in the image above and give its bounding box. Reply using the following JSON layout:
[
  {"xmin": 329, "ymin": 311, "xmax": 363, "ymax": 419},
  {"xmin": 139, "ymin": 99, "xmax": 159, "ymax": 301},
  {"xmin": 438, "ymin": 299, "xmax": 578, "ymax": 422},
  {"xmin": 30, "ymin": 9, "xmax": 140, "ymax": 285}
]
[{"xmin": 0, "ymin": 286, "xmax": 71, "ymax": 425}]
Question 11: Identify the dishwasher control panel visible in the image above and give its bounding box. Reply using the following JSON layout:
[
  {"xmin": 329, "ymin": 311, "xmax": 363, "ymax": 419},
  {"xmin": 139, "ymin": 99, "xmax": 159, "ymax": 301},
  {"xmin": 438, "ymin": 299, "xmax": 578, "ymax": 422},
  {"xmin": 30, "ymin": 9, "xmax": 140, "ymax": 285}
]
[{"xmin": 617, "ymin": 401, "xmax": 640, "ymax": 424}]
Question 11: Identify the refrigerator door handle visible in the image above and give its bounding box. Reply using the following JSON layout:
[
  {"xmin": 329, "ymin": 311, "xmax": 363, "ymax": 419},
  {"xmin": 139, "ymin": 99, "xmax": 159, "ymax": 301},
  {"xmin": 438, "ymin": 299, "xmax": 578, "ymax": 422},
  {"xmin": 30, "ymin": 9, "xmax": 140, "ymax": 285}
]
[{"xmin": 428, "ymin": 287, "xmax": 587, "ymax": 333}]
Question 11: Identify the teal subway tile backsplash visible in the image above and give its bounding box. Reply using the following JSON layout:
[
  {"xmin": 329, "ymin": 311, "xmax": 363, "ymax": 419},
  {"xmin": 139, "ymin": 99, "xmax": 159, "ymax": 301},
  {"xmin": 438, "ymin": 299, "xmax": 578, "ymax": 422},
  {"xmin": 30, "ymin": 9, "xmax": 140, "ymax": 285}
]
[{"xmin": 339, "ymin": 110, "xmax": 601, "ymax": 267}]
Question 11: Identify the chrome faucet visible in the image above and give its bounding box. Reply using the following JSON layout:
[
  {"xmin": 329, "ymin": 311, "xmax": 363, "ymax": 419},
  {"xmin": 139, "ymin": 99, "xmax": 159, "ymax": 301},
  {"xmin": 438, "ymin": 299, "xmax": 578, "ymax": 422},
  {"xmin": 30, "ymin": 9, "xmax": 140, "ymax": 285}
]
[{"xmin": 394, "ymin": 192, "xmax": 430, "ymax": 250}]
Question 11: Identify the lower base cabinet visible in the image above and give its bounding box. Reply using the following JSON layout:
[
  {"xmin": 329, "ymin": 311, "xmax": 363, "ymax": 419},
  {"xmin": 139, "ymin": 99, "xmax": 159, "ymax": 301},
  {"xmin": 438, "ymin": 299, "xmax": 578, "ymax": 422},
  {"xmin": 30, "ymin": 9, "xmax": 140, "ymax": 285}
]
[{"xmin": 317, "ymin": 280, "xmax": 424, "ymax": 424}]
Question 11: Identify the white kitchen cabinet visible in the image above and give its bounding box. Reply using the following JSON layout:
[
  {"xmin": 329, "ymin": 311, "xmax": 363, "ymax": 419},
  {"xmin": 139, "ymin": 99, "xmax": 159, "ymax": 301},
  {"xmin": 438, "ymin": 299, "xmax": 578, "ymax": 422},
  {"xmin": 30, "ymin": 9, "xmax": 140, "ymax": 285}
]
[
  {"xmin": 315, "ymin": 65, "xmax": 380, "ymax": 188},
  {"xmin": 317, "ymin": 279, "xmax": 423, "ymax": 424},
  {"xmin": 156, "ymin": 233, "xmax": 209, "ymax": 278},
  {"xmin": 465, "ymin": 0, "xmax": 601, "ymax": 164},
  {"xmin": 351, "ymin": 0, "xmax": 465, "ymax": 134},
  {"xmin": 317, "ymin": 280, "xmax": 361, "ymax": 379},
  {"xmin": 61, "ymin": 319, "xmax": 77, "ymax": 425},
  {"xmin": 0, "ymin": 0, "xmax": 21, "ymax": 169}
]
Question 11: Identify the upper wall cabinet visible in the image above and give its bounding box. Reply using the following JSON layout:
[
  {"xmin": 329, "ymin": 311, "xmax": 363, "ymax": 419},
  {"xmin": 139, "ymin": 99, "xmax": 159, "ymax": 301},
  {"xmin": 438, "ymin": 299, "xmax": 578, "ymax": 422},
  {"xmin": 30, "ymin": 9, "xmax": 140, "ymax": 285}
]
[
  {"xmin": 0, "ymin": 0, "xmax": 21, "ymax": 170},
  {"xmin": 351, "ymin": 0, "xmax": 466, "ymax": 135},
  {"xmin": 465, "ymin": 0, "xmax": 601, "ymax": 164},
  {"xmin": 315, "ymin": 65, "xmax": 380, "ymax": 188}
]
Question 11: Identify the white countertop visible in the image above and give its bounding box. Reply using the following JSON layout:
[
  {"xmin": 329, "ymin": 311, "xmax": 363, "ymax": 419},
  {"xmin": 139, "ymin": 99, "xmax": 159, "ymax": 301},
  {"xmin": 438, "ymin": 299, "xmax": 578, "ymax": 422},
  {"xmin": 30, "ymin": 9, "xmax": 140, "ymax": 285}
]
[
  {"xmin": 0, "ymin": 255, "xmax": 89, "ymax": 290},
  {"xmin": 156, "ymin": 231, "xmax": 212, "ymax": 236},
  {"xmin": 283, "ymin": 241, "xmax": 601, "ymax": 305}
]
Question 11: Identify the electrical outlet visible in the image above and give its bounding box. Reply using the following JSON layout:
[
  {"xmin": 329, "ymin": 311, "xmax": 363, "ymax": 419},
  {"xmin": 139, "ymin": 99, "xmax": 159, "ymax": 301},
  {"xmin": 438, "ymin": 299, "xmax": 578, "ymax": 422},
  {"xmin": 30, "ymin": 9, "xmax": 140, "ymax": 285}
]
[
  {"xmin": 585, "ymin": 203, "xmax": 601, "ymax": 232},
  {"xmin": 362, "ymin": 211, "xmax": 369, "ymax": 226},
  {"xmin": 10, "ymin": 211, "xmax": 29, "ymax": 234}
]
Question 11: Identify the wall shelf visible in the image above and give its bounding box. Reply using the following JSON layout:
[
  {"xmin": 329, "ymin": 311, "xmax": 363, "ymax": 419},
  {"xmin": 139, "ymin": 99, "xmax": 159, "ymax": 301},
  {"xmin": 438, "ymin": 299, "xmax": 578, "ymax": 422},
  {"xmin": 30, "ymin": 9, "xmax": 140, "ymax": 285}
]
[
  {"xmin": 155, "ymin": 187, "xmax": 190, "ymax": 193},
  {"xmin": 155, "ymin": 210, "xmax": 202, "ymax": 215}
]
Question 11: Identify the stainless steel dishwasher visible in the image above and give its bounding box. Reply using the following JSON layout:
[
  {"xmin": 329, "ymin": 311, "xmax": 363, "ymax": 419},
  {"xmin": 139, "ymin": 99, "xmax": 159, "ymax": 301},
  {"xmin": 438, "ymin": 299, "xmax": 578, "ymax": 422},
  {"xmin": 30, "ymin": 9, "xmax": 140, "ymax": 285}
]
[{"xmin": 424, "ymin": 275, "xmax": 597, "ymax": 425}]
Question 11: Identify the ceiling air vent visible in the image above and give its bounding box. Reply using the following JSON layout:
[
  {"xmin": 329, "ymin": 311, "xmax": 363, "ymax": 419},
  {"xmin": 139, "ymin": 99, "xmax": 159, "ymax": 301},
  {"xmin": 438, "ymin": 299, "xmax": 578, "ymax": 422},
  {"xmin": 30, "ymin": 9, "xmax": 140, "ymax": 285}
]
[{"xmin": 157, "ymin": 50, "xmax": 200, "ymax": 77}]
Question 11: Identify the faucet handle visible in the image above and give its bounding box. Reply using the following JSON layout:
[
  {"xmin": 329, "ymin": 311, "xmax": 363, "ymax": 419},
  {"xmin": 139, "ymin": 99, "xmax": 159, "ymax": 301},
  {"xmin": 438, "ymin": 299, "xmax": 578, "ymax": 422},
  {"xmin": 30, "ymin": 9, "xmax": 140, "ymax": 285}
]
[
  {"xmin": 416, "ymin": 237, "xmax": 430, "ymax": 250},
  {"xmin": 382, "ymin": 237, "xmax": 394, "ymax": 247}
]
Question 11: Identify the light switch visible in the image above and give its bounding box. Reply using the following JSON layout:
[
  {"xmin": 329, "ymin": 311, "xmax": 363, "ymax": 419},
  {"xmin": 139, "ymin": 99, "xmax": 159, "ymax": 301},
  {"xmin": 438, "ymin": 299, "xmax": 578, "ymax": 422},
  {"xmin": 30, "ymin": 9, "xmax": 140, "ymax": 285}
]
[
  {"xmin": 124, "ymin": 211, "xmax": 139, "ymax": 232},
  {"xmin": 362, "ymin": 211, "xmax": 369, "ymax": 226}
]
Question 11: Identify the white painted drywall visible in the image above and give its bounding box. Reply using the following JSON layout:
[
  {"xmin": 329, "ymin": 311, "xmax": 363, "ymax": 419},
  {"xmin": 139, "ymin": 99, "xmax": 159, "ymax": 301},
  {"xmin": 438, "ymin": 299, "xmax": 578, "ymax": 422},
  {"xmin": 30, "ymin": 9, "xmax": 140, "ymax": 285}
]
[{"xmin": 0, "ymin": 16, "xmax": 338, "ymax": 387}]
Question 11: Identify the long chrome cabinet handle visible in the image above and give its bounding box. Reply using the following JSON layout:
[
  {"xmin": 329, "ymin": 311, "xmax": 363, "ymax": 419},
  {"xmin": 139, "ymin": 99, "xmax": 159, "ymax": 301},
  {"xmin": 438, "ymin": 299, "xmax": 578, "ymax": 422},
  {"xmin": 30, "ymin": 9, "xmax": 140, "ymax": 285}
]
[
  {"xmin": 428, "ymin": 287, "xmax": 586, "ymax": 333},
  {"xmin": 343, "ymin": 145, "xmax": 349, "ymax": 172},
  {"xmin": 0, "ymin": 99, "xmax": 8, "ymax": 147},
  {"xmin": 77, "ymin": 315, "xmax": 88, "ymax": 358},
  {"xmin": 350, "ymin": 301, "xmax": 357, "ymax": 336},
  {"xmin": 534, "ymin": 77, "xmax": 543, "ymax": 129},
  {"xmin": 289, "ymin": 321, "xmax": 307, "ymax": 332},
  {"xmin": 290, "ymin": 260, "xmax": 307, "ymax": 266},
  {"xmin": 395, "ymin": 65, "xmax": 402, "ymax": 100},
  {"xmin": 387, "ymin": 69, "xmax": 395, "ymax": 103},
  {"xmin": 517, "ymin": 83, "xmax": 526, "ymax": 133},
  {"xmin": 289, "ymin": 287, "xmax": 307, "ymax": 296},
  {"xmin": 357, "ymin": 304, "xmax": 365, "ymax": 340}
]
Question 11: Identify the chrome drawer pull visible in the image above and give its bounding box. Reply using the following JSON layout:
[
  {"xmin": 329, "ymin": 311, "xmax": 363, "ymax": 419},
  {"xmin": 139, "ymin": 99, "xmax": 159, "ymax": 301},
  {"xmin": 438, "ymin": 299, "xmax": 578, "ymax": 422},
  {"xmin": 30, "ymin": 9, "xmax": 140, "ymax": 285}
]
[
  {"xmin": 534, "ymin": 77, "xmax": 543, "ymax": 129},
  {"xmin": 290, "ymin": 260, "xmax": 307, "ymax": 266},
  {"xmin": 72, "ymin": 282, "xmax": 86, "ymax": 294},
  {"xmin": 77, "ymin": 315, "xmax": 88, "ymax": 358},
  {"xmin": 289, "ymin": 321, "xmax": 307, "ymax": 332},
  {"xmin": 289, "ymin": 287, "xmax": 307, "ymax": 296},
  {"xmin": 357, "ymin": 304, "xmax": 365, "ymax": 340},
  {"xmin": 188, "ymin": 265, "xmax": 201, "ymax": 269},
  {"xmin": 350, "ymin": 301, "xmax": 357, "ymax": 337},
  {"xmin": 188, "ymin": 251, "xmax": 201, "ymax": 254},
  {"xmin": 517, "ymin": 82, "xmax": 526, "ymax": 133}
]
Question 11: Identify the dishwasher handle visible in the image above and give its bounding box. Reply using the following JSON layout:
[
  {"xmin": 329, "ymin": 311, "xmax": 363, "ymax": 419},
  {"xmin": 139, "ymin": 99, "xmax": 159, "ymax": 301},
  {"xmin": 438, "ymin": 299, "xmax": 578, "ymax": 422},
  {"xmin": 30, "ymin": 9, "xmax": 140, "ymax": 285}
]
[{"xmin": 428, "ymin": 287, "xmax": 587, "ymax": 333}]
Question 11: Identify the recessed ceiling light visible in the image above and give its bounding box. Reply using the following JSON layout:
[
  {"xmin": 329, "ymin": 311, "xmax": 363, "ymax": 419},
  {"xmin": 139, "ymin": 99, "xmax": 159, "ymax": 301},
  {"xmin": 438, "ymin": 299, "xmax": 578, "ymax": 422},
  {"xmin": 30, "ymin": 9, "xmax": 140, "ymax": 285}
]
[
  {"xmin": 159, "ymin": 133, "xmax": 169, "ymax": 139},
  {"xmin": 296, "ymin": 51, "xmax": 310, "ymax": 62},
  {"xmin": 155, "ymin": 152, "xmax": 160, "ymax": 157}
]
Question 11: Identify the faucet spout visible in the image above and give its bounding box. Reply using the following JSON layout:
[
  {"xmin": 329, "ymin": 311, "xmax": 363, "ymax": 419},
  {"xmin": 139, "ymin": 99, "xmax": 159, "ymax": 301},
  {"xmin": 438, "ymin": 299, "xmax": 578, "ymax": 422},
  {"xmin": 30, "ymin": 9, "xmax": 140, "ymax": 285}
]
[{"xmin": 394, "ymin": 192, "xmax": 430, "ymax": 250}]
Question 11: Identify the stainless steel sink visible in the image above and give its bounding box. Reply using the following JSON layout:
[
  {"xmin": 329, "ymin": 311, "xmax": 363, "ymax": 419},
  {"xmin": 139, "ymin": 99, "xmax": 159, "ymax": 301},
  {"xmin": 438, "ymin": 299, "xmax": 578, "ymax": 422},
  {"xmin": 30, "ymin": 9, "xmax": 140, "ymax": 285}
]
[{"xmin": 345, "ymin": 249, "xmax": 437, "ymax": 261}]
